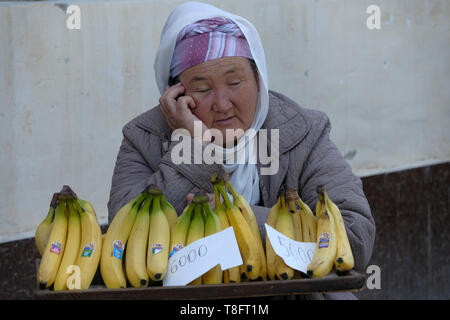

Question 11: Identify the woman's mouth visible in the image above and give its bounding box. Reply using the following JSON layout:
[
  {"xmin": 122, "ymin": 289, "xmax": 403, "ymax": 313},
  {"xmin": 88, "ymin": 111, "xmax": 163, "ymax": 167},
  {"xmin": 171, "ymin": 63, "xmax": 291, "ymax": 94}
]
[{"xmin": 215, "ymin": 116, "xmax": 235, "ymax": 126}]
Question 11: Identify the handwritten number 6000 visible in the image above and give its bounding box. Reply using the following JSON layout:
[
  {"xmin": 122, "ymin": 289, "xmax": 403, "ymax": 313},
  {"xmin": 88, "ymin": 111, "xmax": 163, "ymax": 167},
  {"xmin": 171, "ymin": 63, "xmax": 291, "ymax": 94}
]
[{"xmin": 170, "ymin": 244, "xmax": 208, "ymax": 274}]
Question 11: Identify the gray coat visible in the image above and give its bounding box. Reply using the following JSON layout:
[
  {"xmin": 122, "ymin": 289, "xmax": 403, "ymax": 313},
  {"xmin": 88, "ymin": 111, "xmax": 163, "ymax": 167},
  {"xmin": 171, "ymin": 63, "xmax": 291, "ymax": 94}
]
[{"xmin": 108, "ymin": 90, "xmax": 375, "ymax": 299}]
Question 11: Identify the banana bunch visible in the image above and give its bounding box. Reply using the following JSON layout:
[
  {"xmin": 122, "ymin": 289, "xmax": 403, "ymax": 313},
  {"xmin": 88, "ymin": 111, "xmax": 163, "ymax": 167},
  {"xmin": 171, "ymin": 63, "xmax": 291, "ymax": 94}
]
[
  {"xmin": 212, "ymin": 182, "xmax": 241, "ymax": 283},
  {"xmin": 169, "ymin": 193, "xmax": 224, "ymax": 285},
  {"xmin": 306, "ymin": 186, "xmax": 354, "ymax": 278},
  {"xmin": 36, "ymin": 185, "xmax": 103, "ymax": 290},
  {"xmin": 35, "ymin": 193, "xmax": 58, "ymax": 256},
  {"xmin": 101, "ymin": 185, "xmax": 176, "ymax": 288},
  {"xmin": 265, "ymin": 188, "xmax": 318, "ymax": 280},
  {"xmin": 265, "ymin": 190, "xmax": 295, "ymax": 280},
  {"xmin": 211, "ymin": 174, "xmax": 266, "ymax": 282}
]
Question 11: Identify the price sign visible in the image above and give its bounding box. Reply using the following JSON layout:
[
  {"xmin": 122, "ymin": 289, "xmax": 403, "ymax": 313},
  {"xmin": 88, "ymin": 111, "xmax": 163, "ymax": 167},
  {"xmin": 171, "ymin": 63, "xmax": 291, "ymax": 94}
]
[
  {"xmin": 163, "ymin": 227, "xmax": 243, "ymax": 286},
  {"xmin": 264, "ymin": 223, "xmax": 316, "ymax": 273}
]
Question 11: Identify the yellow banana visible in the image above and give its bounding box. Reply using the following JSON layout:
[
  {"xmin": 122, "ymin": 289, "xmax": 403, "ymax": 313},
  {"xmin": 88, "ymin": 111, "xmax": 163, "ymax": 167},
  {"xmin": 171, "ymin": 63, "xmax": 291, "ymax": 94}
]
[
  {"xmin": 213, "ymin": 184, "xmax": 230, "ymax": 233},
  {"xmin": 73, "ymin": 199, "xmax": 103, "ymax": 290},
  {"xmin": 202, "ymin": 201, "xmax": 223, "ymax": 285},
  {"xmin": 323, "ymin": 190, "xmax": 354, "ymax": 272},
  {"xmin": 273, "ymin": 198, "xmax": 296, "ymax": 280},
  {"xmin": 226, "ymin": 179, "xmax": 267, "ymax": 281},
  {"xmin": 147, "ymin": 195, "xmax": 171, "ymax": 281},
  {"xmin": 37, "ymin": 200, "xmax": 68, "ymax": 289},
  {"xmin": 169, "ymin": 201, "xmax": 195, "ymax": 258},
  {"xmin": 286, "ymin": 193, "xmax": 305, "ymax": 279},
  {"xmin": 295, "ymin": 193, "xmax": 317, "ymax": 243},
  {"xmin": 286, "ymin": 191, "xmax": 303, "ymax": 242},
  {"xmin": 35, "ymin": 193, "xmax": 58, "ymax": 256},
  {"xmin": 306, "ymin": 187, "xmax": 337, "ymax": 278},
  {"xmin": 186, "ymin": 202, "xmax": 205, "ymax": 285},
  {"xmin": 78, "ymin": 198, "xmax": 96, "ymax": 217},
  {"xmin": 160, "ymin": 194, "xmax": 178, "ymax": 231},
  {"xmin": 217, "ymin": 181, "xmax": 260, "ymax": 281},
  {"xmin": 148, "ymin": 186, "xmax": 178, "ymax": 231},
  {"xmin": 265, "ymin": 194, "xmax": 282, "ymax": 280},
  {"xmin": 126, "ymin": 196, "xmax": 152, "ymax": 287},
  {"xmin": 100, "ymin": 191, "xmax": 148, "ymax": 288},
  {"xmin": 213, "ymin": 184, "xmax": 240, "ymax": 283},
  {"xmin": 54, "ymin": 200, "xmax": 81, "ymax": 291},
  {"xmin": 223, "ymin": 263, "xmax": 241, "ymax": 283}
]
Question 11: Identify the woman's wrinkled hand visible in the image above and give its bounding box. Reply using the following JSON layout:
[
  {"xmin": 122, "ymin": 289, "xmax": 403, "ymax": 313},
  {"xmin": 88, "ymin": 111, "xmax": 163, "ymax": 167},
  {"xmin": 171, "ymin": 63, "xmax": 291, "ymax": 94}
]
[{"xmin": 159, "ymin": 83, "xmax": 207, "ymax": 139}]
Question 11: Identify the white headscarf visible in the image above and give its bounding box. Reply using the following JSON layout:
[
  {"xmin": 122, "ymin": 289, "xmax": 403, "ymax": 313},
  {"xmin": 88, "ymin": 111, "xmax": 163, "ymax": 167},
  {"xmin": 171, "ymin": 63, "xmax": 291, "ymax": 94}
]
[{"xmin": 154, "ymin": 1, "xmax": 269, "ymax": 205}]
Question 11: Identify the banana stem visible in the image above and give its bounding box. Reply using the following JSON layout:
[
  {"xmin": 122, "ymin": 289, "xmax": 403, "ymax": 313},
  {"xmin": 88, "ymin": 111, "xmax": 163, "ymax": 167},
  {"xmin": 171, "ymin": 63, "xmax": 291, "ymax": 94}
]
[
  {"xmin": 192, "ymin": 194, "xmax": 209, "ymax": 204},
  {"xmin": 193, "ymin": 202, "xmax": 203, "ymax": 222},
  {"xmin": 225, "ymin": 180, "xmax": 238, "ymax": 202},
  {"xmin": 217, "ymin": 183, "xmax": 233, "ymax": 209},
  {"xmin": 72, "ymin": 198, "xmax": 84, "ymax": 214},
  {"xmin": 280, "ymin": 192, "xmax": 286, "ymax": 208},
  {"xmin": 211, "ymin": 172, "xmax": 220, "ymax": 184},
  {"xmin": 147, "ymin": 185, "xmax": 163, "ymax": 196},
  {"xmin": 151, "ymin": 195, "xmax": 162, "ymax": 213},
  {"xmin": 133, "ymin": 191, "xmax": 150, "ymax": 208},
  {"xmin": 316, "ymin": 186, "xmax": 325, "ymax": 205},
  {"xmin": 213, "ymin": 185, "xmax": 222, "ymax": 209}
]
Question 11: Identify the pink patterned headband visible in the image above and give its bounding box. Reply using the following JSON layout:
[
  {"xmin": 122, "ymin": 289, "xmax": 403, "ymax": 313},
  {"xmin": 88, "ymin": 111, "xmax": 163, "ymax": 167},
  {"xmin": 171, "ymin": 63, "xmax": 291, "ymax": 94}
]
[{"xmin": 170, "ymin": 17, "xmax": 254, "ymax": 78}]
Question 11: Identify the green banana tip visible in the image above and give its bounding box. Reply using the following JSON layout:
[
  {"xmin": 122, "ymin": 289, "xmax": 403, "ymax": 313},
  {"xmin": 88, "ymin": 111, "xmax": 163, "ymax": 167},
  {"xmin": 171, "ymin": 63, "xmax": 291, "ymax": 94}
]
[{"xmin": 210, "ymin": 172, "xmax": 219, "ymax": 183}]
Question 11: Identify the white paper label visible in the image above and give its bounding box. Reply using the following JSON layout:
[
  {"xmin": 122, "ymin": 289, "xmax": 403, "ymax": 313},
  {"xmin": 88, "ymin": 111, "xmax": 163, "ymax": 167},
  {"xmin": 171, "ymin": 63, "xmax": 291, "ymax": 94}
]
[
  {"xmin": 163, "ymin": 226, "xmax": 243, "ymax": 286},
  {"xmin": 265, "ymin": 223, "xmax": 316, "ymax": 273}
]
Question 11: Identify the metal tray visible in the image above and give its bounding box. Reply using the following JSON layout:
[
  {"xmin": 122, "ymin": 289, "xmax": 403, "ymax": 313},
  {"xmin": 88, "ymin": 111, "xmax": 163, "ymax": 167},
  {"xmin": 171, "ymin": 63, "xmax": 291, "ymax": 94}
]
[{"xmin": 35, "ymin": 269, "xmax": 367, "ymax": 300}]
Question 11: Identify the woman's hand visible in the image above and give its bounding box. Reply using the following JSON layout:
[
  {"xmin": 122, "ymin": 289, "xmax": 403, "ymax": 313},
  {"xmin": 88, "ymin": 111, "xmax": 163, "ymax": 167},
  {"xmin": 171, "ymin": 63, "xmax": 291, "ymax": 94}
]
[{"xmin": 159, "ymin": 83, "xmax": 207, "ymax": 139}]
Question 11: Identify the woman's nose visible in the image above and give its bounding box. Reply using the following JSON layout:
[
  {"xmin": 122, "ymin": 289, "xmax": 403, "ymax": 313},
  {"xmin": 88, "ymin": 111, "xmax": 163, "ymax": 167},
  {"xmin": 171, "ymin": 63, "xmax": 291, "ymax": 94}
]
[{"xmin": 211, "ymin": 88, "xmax": 233, "ymax": 112}]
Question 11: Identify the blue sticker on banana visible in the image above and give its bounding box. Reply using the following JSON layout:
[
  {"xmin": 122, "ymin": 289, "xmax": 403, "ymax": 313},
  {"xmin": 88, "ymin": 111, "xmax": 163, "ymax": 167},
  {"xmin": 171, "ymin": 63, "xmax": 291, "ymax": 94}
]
[
  {"xmin": 318, "ymin": 232, "xmax": 330, "ymax": 249},
  {"xmin": 112, "ymin": 240, "xmax": 124, "ymax": 259}
]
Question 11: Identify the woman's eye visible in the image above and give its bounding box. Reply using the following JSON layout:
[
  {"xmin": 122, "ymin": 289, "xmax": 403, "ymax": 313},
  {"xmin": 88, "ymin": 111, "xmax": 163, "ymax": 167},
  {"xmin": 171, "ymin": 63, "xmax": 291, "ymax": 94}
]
[
  {"xmin": 230, "ymin": 81, "xmax": 241, "ymax": 86},
  {"xmin": 196, "ymin": 88, "xmax": 210, "ymax": 93}
]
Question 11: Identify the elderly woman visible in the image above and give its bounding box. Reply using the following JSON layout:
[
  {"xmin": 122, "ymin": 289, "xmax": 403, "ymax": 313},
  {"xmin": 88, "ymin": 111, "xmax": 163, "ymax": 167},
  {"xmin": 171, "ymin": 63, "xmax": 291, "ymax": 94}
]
[{"xmin": 107, "ymin": 2, "xmax": 375, "ymax": 299}]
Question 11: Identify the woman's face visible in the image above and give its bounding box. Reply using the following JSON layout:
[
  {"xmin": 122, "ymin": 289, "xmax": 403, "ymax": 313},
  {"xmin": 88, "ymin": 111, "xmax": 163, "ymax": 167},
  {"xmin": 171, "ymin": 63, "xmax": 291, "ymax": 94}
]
[{"xmin": 179, "ymin": 57, "xmax": 259, "ymax": 146}]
